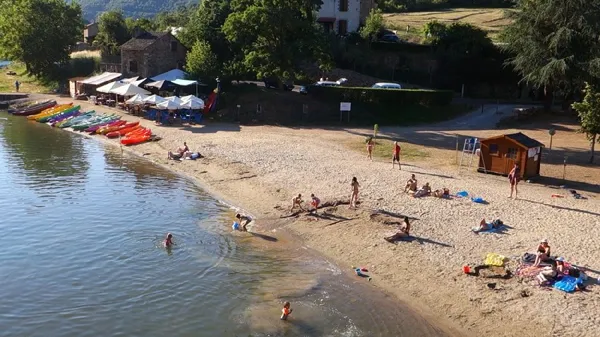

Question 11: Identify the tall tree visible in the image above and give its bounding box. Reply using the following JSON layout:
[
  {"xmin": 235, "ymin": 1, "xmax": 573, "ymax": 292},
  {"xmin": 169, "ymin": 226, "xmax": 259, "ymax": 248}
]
[
  {"xmin": 360, "ymin": 9, "xmax": 385, "ymax": 42},
  {"xmin": 0, "ymin": 0, "xmax": 83, "ymax": 79},
  {"xmin": 503, "ymin": 0, "xmax": 600, "ymax": 100},
  {"xmin": 125, "ymin": 17, "xmax": 157, "ymax": 35},
  {"xmin": 185, "ymin": 40, "xmax": 219, "ymax": 80},
  {"xmin": 572, "ymin": 83, "xmax": 600, "ymax": 163},
  {"xmin": 223, "ymin": 0, "xmax": 332, "ymax": 83},
  {"xmin": 93, "ymin": 11, "xmax": 131, "ymax": 56}
]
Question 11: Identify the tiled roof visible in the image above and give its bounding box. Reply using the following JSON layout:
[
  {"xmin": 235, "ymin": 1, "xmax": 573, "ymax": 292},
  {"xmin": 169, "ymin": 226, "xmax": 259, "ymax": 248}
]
[{"xmin": 121, "ymin": 32, "xmax": 169, "ymax": 51}]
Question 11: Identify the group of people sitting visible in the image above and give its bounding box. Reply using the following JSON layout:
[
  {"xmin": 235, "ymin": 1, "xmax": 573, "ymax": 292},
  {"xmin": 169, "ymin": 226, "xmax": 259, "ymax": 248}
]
[
  {"xmin": 290, "ymin": 193, "xmax": 321, "ymax": 213},
  {"xmin": 168, "ymin": 142, "xmax": 203, "ymax": 160},
  {"xmin": 403, "ymin": 174, "xmax": 449, "ymax": 198},
  {"xmin": 531, "ymin": 239, "xmax": 586, "ymax": 289}
]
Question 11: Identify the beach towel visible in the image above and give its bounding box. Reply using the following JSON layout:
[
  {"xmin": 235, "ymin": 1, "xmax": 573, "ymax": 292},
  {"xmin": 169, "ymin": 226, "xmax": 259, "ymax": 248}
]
[
  {"xmin": 516, "ymin": 265, "xmax": 543, "ymax": 279},
  {"xmin": 484, "ymin": 253, "xmax": 507, "ymax": 267},
  {"xmin": 471, "ymin": 197, "xmax": 486, "ymax": 204},
  {"xmin": 472, "ymin": 224, "xmax": 506, "ymax": 233},
  {"xmin": 456, "ymin": 191, "xmax": 468, "ymax": 198},
  {"xmin": 553, "ymin": 275, "xmax": 582, "ymax": 293}
]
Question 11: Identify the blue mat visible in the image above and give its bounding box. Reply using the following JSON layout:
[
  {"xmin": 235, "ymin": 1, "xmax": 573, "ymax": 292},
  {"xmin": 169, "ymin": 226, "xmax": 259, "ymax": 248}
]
[
  {"xmin": 553, "ymin": 275, "xmax": 582, "ymax": 293},
  {"xmin": 472, "ymin": 225, "xmax": 506, "ymax": 234}
]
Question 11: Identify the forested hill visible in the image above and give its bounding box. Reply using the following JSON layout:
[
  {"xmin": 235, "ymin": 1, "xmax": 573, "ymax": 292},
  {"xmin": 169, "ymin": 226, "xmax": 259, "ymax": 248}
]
[{"xmin": 74, "ymin": 0, "xmax": 199, "ymax": 20}]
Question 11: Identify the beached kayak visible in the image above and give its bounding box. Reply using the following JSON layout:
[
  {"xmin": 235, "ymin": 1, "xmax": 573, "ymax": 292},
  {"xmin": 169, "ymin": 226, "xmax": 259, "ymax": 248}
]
[
  {"xmin": 57, "ymin": 112, "xmax": 96, "ymax": 128},
  {"xmin": 27, "ymin": 103, "xmax": 70, "ymax": 120},
  {"xmin": 86, "ymin": 119, "xmax": 124, "ymax": 133},
  {"xmin": 12, "ymin": 100, "xmax": 57, "ymax": 116},
  {"xmin": 106, "ymin": 125, "xmax": 141, "ymax": 138},
  {"xmin": 99, "ymin": 121, "xmax": 139, "ymax": 135},
  {"xmin": 36, "ymin": 106, "xmax": 80, "ymax": 123},
  {"xmin": 120, "ymin": 128, "xmax": 152, "ymax": 146},
  {"xmin": 96, "ymin": 120, "xmax": 128, "ymax": 134}
]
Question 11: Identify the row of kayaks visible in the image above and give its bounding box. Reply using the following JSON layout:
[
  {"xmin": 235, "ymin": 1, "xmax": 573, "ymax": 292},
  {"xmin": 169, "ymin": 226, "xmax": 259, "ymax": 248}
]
[
  {"xmin": 10, "ymin": 101, "xmax": 154, "ymax": 146},
  {"xmin": 8, "ymin": 99, "xmax": 57, "ymax": 116}
]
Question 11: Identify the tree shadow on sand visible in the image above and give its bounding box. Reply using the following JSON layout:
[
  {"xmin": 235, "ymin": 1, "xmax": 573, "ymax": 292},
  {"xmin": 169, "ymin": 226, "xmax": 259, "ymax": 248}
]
[{"xmin": 390, "ymin": 236, "xmax": 454, "ymax": 248}]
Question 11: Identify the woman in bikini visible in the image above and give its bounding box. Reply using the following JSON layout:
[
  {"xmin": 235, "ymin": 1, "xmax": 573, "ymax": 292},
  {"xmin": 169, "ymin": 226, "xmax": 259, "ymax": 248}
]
[
  {"xmin": 350, "ymin": 177, "xmax": 360, "ymax": 209},
  {"xmin": 533, "ymin": 239, "xmax": 551, "ymax": 267},
  {"xmin": 508, "ymin": 162, "xmax": 520, "ymax": 199},
  {"xmin": 384, "ymin": 217, "xmax": 411, "ymax": 242},
  {"xmin": 366, "ymin": 138, "xmax": 374, "ymax": 161}
]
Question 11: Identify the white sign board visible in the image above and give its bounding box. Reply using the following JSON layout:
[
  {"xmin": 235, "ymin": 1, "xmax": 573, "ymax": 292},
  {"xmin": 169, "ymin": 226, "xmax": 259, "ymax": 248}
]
[{"xmin": 340, "ymin": 102, "xmax": 351, "ymax": 111}]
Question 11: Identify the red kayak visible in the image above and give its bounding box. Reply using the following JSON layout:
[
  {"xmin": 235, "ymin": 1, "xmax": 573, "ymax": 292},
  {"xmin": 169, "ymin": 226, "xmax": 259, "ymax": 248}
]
[
  {"xmin": 121, "ymin": 128, "xmax": 152, "ymax": 146},
  {"xmin": 106, "ymin": 125, "xmax": 141, "ymax": 138}
]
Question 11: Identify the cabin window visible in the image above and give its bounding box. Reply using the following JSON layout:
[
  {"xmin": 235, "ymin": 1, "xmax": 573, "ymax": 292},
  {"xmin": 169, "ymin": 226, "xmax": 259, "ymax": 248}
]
[
  {"xmin": 129, "ymin": 60, "xmax": 138, "ymax": 73},
  {"xmin": 170, "ymin": 41, "xmax": 177, "ymax": 52},
  {"xmin": 489, "ymin": 143, "xmax": 498, "ymax": 155},
  {"xmin": 339, "ymin": 0, "xmax": 348, "ymax": 12},
  {"xmin": 338, "ymin": 20, "xmax": 348, "ymax": 35},
  {"xmin": 507, "ymin": 147, "xmax": 518, "ymax": 159}
]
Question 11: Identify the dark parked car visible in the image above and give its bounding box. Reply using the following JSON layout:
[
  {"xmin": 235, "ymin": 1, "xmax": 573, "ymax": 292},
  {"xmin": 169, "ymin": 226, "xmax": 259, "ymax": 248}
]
[
  {"xmin": 380, "ymin": 34, "xmax": 401, "ymax": 43},
  {"xmin": 263, "ymin": 78, "xmax": 294, "ymax": 91}
]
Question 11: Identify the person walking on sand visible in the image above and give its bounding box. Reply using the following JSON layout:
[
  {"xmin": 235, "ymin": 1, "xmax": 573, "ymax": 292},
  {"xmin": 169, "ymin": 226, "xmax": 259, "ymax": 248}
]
[
  {"xmin": 508, "ymin": 162, "xmax": 521, "ymax": 199},
  {"xmin": 392, "ymin": 141, "xmax": 401, "ymax": 170},
  {"xmin": 350, "ymin": 177, "xmax": 360, "ymax": 209},
  {"xmin": 290, "ymin": 194, "xmax": 304, "ymax": 213},
  {"xmin": 366, "ymin": 137, "xmax": 374, "ymax": 161}
]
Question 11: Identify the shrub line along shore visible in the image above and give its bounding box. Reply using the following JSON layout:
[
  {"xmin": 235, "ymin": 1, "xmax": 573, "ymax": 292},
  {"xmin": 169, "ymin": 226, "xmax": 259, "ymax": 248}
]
[{"xmin": 51, "ymin": 96, "xmax": 600, "ymax": 337}]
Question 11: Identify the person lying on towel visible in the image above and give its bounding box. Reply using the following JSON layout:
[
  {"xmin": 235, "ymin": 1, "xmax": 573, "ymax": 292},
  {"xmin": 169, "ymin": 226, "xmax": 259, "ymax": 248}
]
[
  {"xmin": 384, "ymin": 217, "xmax": 411, "ymax": 243},
  {"xmin": 473, "ymin": 219, "xmax": 503, "ymax": 232}
]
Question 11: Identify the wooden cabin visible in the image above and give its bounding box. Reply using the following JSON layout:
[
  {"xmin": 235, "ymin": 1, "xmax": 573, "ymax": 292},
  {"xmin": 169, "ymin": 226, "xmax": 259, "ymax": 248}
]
[{"xmin": 478, "ymin": 132, "xmax": 544, "ymax": 179}]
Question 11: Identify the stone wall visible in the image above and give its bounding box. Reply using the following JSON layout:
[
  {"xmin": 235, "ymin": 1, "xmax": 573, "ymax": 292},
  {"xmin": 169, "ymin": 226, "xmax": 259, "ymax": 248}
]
[{"xmin": 120, "ymin": 34, "xmax": 187, "ymax": 78}]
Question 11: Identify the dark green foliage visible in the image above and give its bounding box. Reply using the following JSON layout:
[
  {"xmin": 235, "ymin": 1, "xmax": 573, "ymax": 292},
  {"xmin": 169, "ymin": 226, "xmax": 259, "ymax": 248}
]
[
  {"xmin": 93, "ymin": 11, "xmax": 131, "ymax": 56},
  {"xmin": 0, "ymin": 0, "xmax": 83, "ymax": 80},
  {"xmin": 308, "ymin": 86, "xmax": 454, "ymax": 106},
  {"xmin": 378, "ymin": 0, "xmax": 513, "ymax": 13}
]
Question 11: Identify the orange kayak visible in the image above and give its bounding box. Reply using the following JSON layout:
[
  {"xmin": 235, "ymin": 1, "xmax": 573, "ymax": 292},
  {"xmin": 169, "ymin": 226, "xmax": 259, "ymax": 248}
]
[
  {"xmin": 99, "ymin": 121, "xmax": 138, "ymax": 135},
  {"xmin": 121, "ymin": 129, "xmax": 152, "ymax": 146},
  {"xmin": 106, "ymin": 125, "xmax": 141, "ymax": 138},
  {"xmin": 97, "ymin": 120, "xmax": 127, "ymax": 134}
]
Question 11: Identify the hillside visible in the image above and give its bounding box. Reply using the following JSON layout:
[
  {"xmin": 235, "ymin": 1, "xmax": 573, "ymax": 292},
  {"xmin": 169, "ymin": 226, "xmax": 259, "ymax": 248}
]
[
  {"xmin": 74, "ymin": 0, "xmax": 198, "ymax": 20},
  {"xmin": 384, "ymin": 8, "xmax": 514, "ymax": 41}
]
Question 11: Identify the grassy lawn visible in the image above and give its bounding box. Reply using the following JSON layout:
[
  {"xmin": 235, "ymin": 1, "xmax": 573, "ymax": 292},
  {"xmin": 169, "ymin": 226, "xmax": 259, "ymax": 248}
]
[
  {"xmin": 0, "ymin": 62, "xmax": 54, "ymax": 93},
  {"xmin": 384, "ymin": 8, "xmax": 514, "ymax": 42},
  {"xmin": 346, "ymin": 138, "xmax": 430, "ymax": 161}
]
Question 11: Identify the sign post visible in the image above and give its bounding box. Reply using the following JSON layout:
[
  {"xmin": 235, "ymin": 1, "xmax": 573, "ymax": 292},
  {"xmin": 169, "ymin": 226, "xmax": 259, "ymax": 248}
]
[
  {"xmin": 340, "ymin": 102, "xmax": 351, "ymax": 122},
  {"xmin": 548, "ymin": 128, "xmax": 556, "ymax": 150}
]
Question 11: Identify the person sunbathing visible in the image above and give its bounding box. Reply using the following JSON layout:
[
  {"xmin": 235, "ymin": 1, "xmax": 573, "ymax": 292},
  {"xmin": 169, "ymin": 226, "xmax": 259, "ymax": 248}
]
[
  {"xmin": 413, "ymin": 182, "xmax": 432, "ymax": 198},
  {"xmin": 433, "ymin": 188, "xmax": 450, "ymax": 198},
  {"xmin": 404, "ymin": 174, "xmax": 417, "ymax": 193},
  {"xmin": 533, "ymin": 239, "xmax": 551, "ymax": 267},
  {"xmin": 536, "ymin": 261, "xmax": 558, "ymax": 285},
  {"xmin": 384, "ymin": 217, "xmax": 411, "ymax": 243},
  {"xmin": 556, "ymin": 257, "xmax": 566, "ymax": 274}
]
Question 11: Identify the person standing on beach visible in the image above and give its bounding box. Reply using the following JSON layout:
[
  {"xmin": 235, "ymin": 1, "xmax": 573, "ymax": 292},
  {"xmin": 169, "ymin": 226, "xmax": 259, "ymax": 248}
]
[
  {"xmin": 366, "ymin": 137, "xmax": 374, "ymax": 161},
  {"xmin": 310, "ymin": 194, "xmax": 320, "ymax": 213},
  {"xmin": 508, "ymin": 162, "xmax": 520, "ymax": 199},
  {"xmin": 392, "ymin": 141, "xmax": 401, "ymax": 170},
  {"xmin": 350, "ymin": 177, "xmax": 360, "ymax": 209},
  {"xmin": 14, "ymin": 80, "xmax": 20, "ymax": 92}
]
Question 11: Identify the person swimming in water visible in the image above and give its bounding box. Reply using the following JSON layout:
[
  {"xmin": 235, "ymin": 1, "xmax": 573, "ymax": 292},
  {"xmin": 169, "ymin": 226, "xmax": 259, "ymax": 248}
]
[
  {"xmin": 163, "ymin": 233, "xmax": 174, "ymax": 248},
  {"xmin": 280, "ymin": 301, "xmax": 293, "ymax": 320}
]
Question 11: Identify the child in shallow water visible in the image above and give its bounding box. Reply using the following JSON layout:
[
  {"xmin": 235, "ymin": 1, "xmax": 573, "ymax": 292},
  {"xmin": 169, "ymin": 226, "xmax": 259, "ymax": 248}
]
[
  {"xmin": 163, "ymin": 233, "xmax": 174, "ymax": 248},
  {"xmin": 280, "ymin": 301, "xmax": 292, "ymax": 320}
]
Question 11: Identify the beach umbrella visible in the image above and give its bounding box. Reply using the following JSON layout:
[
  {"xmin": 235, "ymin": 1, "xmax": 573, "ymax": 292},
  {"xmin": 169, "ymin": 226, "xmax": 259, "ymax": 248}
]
[
  {"xmin": 166, "ymin": 96, "xmax": 182, "ymax": 105},
  {"xmin": 126, "ymin": 94, "xmax": 147, "ymax": 104},
  {"xmin": 109, "ymin": 83, "xmax": 151, "ymax": 96},
  {"xmin": 97, "ymin": 81, "xmax": 125, "ymax": 93},
  {"xmin": 145, "ymin": 80, "xmax": 175, "ymax": 91},
  {"xmin": 180, "ymin": 99, "xmax": 204, "ymax": 109},
  {"xmin": 181, "ymin": 95, "xmax": 204, "ymax": 104},
  {"xmin": 143, "ymin": 94, "xmax": 166, "ymax": 104},
  {"xmin": 156, "ymin": 100, "xmax": 181, "ymax": 110}
]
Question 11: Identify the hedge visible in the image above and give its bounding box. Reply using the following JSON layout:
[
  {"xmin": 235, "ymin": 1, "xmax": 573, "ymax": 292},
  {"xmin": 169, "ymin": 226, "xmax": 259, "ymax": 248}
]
[
  {"xmin": 308, "ymin": 86, "xmax": 454, "ymax": 106},
  {"xmin": 370, "ymin": 42, "xmax": 432, "ymax": 53}
]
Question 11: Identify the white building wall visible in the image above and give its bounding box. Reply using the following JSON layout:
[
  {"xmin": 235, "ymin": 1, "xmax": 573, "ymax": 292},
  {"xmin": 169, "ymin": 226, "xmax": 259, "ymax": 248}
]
[{"xmin": 317, "ymin": 0, "xmax": 362, "ymax": 33}]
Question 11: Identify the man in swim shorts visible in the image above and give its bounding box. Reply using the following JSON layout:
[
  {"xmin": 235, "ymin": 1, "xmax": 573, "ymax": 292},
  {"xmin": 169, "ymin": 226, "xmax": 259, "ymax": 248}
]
[
  {"xmin": 310, "ymin": 194, "xmax": 320, "ymax": 213},
  {"xmin": 290, "ymin": 194, "xmax": 304, "ymax": 213},
  {"xmin": 392, "ymin": 141, "xmax": 401, "ymax": 170}
]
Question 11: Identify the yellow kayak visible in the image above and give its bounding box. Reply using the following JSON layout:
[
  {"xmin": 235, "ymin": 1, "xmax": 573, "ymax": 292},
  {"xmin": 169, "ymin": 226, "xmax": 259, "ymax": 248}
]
[{"xmin": 27, "ymin": 103, "xmax": 73, "ymax": 120}]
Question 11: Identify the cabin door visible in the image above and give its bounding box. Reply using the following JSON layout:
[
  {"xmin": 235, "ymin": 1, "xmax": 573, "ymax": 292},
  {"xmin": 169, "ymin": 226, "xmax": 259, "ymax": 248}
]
[{"xmin": 504, "ymin": 147, "xmax": 519, "ymax": 175}]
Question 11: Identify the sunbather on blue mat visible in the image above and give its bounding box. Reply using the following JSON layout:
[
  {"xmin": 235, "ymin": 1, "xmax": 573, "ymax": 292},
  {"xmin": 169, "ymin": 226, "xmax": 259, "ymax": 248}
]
[{"xmin": 472, "ymin": 218, "xmax": 503, "ymax": 232}]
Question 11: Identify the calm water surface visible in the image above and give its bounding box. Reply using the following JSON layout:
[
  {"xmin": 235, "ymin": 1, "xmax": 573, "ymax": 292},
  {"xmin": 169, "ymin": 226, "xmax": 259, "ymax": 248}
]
[{"xmin": 0, "ymin": 112, "xmax": 450, "ymax": 336}]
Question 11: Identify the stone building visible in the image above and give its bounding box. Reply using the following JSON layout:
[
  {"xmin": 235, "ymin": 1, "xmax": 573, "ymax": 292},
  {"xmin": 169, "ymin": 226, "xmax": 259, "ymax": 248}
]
[
  {"xmin": 83, "ymin": 22, "xmax": 98, "ymax": 44},
  {"xmin": 120, "ymin": 31, "xmax": 187, "ymax": 79}
]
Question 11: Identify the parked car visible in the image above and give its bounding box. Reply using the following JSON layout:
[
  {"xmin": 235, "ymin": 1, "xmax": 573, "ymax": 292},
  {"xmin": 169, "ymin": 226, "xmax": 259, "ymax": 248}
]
[
  {"xmin": 371, "ymin": 82, "xmax": 402, "ymax": 89},
  {"xmin": 313, "ymin": 78, "xmax": 348, "ymax": 87},
  {"xmin": 379, "ymin": 34, "xmax": 401, "ymax": 43},
  {"xmin": 299, "ymin": 86, "xmax": 308, "ymax": 95},
  {"xmin": 263, "ymin": 78, "xmax": 294, "ymax": 91}
]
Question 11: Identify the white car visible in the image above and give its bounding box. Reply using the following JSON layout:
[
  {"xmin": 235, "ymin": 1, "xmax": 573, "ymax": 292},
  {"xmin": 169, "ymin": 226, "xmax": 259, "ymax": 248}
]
[
  {"xmin": 314, "ymin": 78, "xmax": 348, "ymax": 87},
  {"xmin": 371, "ymin": 82, "xmax": 402, "ymax": 89}
]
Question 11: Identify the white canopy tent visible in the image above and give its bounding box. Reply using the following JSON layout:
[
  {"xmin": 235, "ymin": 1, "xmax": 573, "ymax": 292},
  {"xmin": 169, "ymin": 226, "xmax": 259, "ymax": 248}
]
[
  {"xmin": 181, "ymin": 95, "xmax": 204, "ymax": 106},
  {"xmin": 122, "ymin": 76, "xmax": 139, "ymax": 83},
  {"xmin": 132, "ymin": 78, "xmax": 147, "ymax": 87},
  {"xmin": 110, "ymin": 83, "xmax": 151, "ymax": 96},
  {"xmin": 172, "ymin": 79, "xmax": 203, "ymax": 96},
  {"xmin": 156, "ymin": 100, "xmax": 181, "ymax": 110},
  {"xmin": 151, "ymin": 69, "xmax": 188, "ymax": 82},
  {"xmin": 81, "ymin": 72, "xmax": 122, "ymax": 86},
  {"xmin": 126, "ymin": 94, "xmax": 147, "ymax": 104},
  {"xmin": 143, "ymin": 94, "xmax": 166, "ymax": 104},
  {"xmin": 96, "ymin": 80, "xmax": 125, "ymax": 93},
  {"xmin": 180, "ymin": 99, "xmax": 204, "ymax": 109},
  {"xmin": 166, "ymin": 96, "xmax": 182, "ymax": 105}
]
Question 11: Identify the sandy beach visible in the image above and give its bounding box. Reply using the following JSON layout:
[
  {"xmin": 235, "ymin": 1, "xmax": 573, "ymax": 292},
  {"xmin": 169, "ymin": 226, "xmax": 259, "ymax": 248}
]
[{"xmin": 53, "ymin": 97, "xmax": 600, "ymax": 337}]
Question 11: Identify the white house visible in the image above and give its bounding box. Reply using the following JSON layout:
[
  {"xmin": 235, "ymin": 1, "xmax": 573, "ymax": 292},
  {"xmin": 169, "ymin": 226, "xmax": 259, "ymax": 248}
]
[{"xmin": 317, "ymin": 0, "xmax": 376, "ymax": 34}]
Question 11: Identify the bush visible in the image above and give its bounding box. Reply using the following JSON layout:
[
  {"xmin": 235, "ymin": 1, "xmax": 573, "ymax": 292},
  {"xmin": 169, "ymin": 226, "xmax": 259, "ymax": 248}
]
[
  {"xmin": 308, "ymin": 86, "xmax": 453, "ymax": 106},
  {"xmin": 371, "ymin": 42, "xmax": 432, "ymax": 53}
]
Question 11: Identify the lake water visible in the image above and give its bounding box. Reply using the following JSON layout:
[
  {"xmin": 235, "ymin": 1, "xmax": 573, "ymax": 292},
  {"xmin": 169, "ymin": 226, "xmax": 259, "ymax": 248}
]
[{"xmin": 0, "ymin": 111, "xmax": 451, "ymax": 336}]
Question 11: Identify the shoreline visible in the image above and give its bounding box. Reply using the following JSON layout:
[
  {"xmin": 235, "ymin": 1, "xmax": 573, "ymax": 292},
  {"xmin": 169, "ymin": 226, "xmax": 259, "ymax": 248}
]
[{"xmin": 32, "ymin": 97, "xmax": 600, "ymax": 336}]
